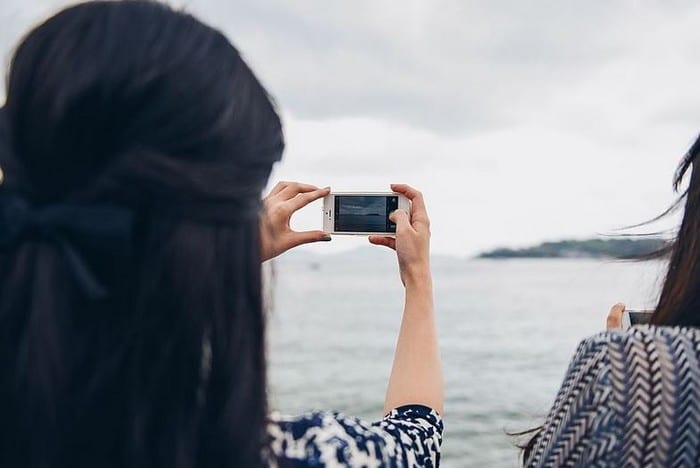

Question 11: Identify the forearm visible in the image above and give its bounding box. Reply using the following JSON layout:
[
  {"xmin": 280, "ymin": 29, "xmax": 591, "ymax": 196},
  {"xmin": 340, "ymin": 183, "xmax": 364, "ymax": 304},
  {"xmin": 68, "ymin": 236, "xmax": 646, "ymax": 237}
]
[{"xmin": 383, "ymin": 273, "xmax": 444, "ymax": 415}]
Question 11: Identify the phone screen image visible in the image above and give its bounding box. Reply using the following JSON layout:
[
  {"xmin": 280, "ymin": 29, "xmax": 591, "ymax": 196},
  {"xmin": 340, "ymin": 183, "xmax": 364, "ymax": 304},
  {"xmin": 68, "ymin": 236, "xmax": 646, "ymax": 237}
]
[
  {"xmin": 628, "ymin": 311, "xmax": 652, "ymax": 325},
  {"xmin": 334, "ymin": 195, "xmax": 398, "ymax": 233}
]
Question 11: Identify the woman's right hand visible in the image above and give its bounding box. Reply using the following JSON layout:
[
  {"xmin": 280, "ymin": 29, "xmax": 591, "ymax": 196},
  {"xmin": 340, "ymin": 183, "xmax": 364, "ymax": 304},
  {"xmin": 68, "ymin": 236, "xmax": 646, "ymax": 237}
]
[
  {"xmin": 369, "ymin": 184, "xmax": 431, "ymax": 288},
  {"xmin": 375, "ymin": 185, "xmax": 442, "ymax": 415}
]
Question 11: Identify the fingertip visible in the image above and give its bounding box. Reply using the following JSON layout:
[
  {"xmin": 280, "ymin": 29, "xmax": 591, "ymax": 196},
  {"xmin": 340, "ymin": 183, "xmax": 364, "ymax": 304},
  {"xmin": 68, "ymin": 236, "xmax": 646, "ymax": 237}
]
[{"xmin": 611, "ymin": 303, "xmax": 626, "ymax": 312}]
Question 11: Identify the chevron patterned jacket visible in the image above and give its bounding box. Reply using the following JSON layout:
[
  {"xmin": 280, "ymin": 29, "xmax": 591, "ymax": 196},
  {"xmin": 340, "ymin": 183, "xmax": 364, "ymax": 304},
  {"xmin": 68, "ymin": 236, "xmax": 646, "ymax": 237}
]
[{"xmin": 525, "ymin": 326, "xmax": 700, "ymax": 467}]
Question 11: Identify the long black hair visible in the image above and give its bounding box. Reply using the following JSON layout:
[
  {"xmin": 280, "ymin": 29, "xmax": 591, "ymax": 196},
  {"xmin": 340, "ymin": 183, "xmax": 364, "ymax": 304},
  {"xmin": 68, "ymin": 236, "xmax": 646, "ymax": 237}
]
[
  {"xmin": 649, "ymin": 135, "xmax": 700, "ymax": 326},
  {"xmin": 0, "ymin": 1, "xmax": 283, "ymax": 467}
]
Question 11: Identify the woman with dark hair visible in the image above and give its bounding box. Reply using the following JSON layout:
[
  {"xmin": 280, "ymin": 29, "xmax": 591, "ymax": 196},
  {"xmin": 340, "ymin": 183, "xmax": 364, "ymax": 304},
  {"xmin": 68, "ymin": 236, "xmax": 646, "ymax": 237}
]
[
  {"xmin": 519, "ymin": 134, "xmax": 700, "ymax": 466},
  {"xmin": 0, "ymin": 1, "xmax": 442, "ymax": 467}
]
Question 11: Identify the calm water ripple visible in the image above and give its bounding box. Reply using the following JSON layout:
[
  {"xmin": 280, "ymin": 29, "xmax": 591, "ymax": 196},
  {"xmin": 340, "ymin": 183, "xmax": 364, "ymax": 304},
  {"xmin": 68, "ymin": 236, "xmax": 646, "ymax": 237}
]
[{"xmin": 268, "ymin": 254, "xmax": 665, "ymax": 467}]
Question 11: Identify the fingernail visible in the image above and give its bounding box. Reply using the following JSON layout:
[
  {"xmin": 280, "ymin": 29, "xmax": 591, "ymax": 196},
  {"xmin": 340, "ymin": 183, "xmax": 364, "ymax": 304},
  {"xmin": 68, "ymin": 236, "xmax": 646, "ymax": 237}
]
[{"xmin": 321, "ymin": 235, "xmax": 332, "ymax": 241}]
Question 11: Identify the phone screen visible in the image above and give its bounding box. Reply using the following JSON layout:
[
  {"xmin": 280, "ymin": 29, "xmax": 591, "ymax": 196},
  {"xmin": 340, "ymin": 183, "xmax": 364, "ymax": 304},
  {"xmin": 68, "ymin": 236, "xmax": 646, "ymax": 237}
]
[
  {"xmin": 628, "ymin": 311, "xmax": 652, "ymax": 325},
  {"xmin": 334, "ymin": 195, "xmax": 398, "ymax": 233}
]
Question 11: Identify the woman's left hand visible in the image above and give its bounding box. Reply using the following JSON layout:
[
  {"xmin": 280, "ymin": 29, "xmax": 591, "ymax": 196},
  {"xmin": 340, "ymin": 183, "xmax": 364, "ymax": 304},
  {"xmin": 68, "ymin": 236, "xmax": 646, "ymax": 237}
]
[
  {"xmin": 260, "ymin": 181, "xmax": 331, "ymax": 262},
  {"xmin": 606, "ymin": 303, "xmax": 626, "ymax": 330}
]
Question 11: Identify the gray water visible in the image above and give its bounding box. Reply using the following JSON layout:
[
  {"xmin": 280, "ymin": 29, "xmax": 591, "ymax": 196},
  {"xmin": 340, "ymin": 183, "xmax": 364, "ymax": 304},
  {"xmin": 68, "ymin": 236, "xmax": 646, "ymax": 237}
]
[{"xmin": 267, "ymin": 252, "xmax": 665, "ymax": 467}]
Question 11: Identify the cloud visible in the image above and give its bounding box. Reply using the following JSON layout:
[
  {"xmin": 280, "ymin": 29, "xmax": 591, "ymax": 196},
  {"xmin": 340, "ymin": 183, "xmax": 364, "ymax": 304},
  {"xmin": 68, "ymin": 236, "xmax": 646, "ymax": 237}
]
[
  {"xmin": 3, "ymin": 1, "xmax": 700, "ymax": 135},
  {"xmin": 269, "ymin": 111, "xmax": 687, "ymax": 256},
  {"xmin": 180, "ymin": 0, "xmax": 700, "ymax": 136},
  {"xmin": 1, "ymin": 0, "xmax": 698, "ymax": 254}
]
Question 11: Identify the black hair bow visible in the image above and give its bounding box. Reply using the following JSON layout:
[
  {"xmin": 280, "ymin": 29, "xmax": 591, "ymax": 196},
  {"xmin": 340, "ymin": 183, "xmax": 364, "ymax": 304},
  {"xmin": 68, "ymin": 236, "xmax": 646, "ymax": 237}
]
[{"xmin": 0, "ymin": 192, "xmax": 133, "ymax": 300}]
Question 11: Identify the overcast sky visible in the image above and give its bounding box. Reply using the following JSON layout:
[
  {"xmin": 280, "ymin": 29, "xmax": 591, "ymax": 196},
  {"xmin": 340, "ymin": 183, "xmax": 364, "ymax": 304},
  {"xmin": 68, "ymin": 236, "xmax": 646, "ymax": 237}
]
[{"xmin": 2, "ymin": 1, "xmax": 700, "ymax": 255}]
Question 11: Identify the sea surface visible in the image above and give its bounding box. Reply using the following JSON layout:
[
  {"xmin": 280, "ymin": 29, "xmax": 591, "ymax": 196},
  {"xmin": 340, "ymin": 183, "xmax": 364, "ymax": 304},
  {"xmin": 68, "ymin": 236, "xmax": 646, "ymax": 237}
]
[{"xmin": 266, "ymin": 250, "xmax": 666, "ymax": 467}]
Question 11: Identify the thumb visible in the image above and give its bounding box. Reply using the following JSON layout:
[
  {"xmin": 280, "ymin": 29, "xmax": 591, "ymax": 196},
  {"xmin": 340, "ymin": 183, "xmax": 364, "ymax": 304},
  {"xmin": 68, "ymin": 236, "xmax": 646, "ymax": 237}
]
[
  {"xmin": 291, "ymin": 230, "xmax": 332, "ymax": 247},
  {"xmin": 606, "ymin": 303, "xmax": 625, "ymax": 330},
  {"xmin": 389, "ymin": 209, "xmax": 410, "ymax": 229}
]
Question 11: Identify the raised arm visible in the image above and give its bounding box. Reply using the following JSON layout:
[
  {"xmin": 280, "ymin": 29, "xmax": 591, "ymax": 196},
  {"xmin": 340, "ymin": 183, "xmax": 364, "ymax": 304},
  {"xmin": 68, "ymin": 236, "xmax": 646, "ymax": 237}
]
[{"xmin": 369, "ymin": 184, "xmax": 444, "ymax": 416}]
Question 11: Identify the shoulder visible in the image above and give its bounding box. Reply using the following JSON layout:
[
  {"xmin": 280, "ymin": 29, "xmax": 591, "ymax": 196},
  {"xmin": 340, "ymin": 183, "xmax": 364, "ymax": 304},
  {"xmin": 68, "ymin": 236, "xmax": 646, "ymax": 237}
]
[
  {"xmin": 575, "ymin": 325, "xmax": 700, "ymax": 364},
  {"xmin": 569, "ymin": 325, "xmax": 700, "ymax": 355},
  {"xmin": 527, "ymin": 326, "xmax": 700, "ymax": 466},
  {"xmin": 562, "ymin": 326, "xmax": 700, "ymax": 386},
  {"xmin": 591, "ymin": 325, "xmax": 700, "ymax": 406},
  {"xmin": 266, "ymin": 405, "xmax": 442, "ymax": 467},
  {"xmin": 584, "ymin": 326, "xmax": 700, "ymax": 465}
]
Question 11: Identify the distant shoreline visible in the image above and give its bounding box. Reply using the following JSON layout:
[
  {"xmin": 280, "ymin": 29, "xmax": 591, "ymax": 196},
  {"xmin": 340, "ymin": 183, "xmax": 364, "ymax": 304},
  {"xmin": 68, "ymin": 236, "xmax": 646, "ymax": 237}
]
[{"xmin": 477, "ymin": 238, "xmax": 667, "ymax": 259}]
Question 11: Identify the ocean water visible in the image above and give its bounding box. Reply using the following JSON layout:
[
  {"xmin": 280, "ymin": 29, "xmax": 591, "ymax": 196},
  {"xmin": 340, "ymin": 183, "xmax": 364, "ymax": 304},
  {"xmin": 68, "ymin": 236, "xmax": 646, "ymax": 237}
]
[{"xmin": 267, "ymin": 251, "xmax": 666, "ymax": 467}]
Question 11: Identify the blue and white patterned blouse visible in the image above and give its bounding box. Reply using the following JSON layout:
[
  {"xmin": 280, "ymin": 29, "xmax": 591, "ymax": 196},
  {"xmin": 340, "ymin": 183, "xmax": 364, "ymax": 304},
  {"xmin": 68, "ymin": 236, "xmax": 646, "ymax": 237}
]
[
  {"xmin": 267, "ymin": 404, "xmax": 443, "ymax": 467},
  {"xmin": 526, "ymin": 325, "xmax": 700, "ymax": 467}
]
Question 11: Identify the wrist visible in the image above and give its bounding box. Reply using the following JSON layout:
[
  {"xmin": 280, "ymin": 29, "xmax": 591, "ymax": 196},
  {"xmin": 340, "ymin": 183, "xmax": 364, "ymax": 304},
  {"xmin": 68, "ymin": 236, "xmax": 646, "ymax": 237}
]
[
  {"xmin": 402, "ymin": 263, "xmax": 432, "ymax": 290},
  {"xmin": 403, "ymin": 269, "xmax": 434, "ymax": 315}
]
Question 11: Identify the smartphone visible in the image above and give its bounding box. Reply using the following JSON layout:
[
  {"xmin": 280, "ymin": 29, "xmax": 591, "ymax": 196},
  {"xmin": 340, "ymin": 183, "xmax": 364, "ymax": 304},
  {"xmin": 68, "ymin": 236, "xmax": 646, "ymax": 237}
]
[
  {"xmin": 322, "ymin": 192, "xmax": 411, "ymax": 236},
  {"xmin": 621, "ymin": 309, "xmax": 653, "ymax": 329}
]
